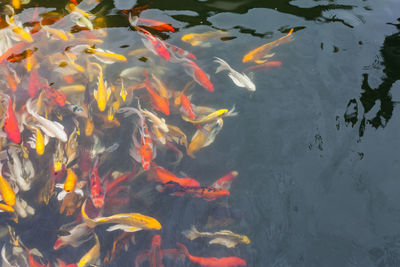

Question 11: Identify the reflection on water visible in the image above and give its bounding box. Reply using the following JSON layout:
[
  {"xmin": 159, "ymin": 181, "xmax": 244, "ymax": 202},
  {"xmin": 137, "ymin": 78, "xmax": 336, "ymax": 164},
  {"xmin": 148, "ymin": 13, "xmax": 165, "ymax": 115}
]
[{"xmin": 344, "ymin": 18, "xmax": 400, "ymax": 137}]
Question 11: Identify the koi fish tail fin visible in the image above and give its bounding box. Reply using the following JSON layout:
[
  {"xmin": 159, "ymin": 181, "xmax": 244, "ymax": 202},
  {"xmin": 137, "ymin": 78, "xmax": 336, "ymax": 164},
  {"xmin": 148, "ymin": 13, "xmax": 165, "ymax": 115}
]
[
  {"xmin": 182, "ymin": 225, "xmax": 201, "ymax": 240},
  {"xmin": 214, "ymin": 57, "xmax": 231, "ymax": 73},
  {"xmin": 81, "ymin": 200, "xmax": 97, "ymax": 228},
  {"xmin": 176, "ymin": 243, "xmax": 189, "ymax": 257}
]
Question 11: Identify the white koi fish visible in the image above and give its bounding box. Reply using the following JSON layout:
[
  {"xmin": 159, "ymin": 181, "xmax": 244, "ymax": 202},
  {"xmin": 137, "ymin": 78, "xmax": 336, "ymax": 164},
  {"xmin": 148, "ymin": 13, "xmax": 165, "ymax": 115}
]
[{"xmin": 214, "ymin": 57, "xmax": 256, "ymax": 91}]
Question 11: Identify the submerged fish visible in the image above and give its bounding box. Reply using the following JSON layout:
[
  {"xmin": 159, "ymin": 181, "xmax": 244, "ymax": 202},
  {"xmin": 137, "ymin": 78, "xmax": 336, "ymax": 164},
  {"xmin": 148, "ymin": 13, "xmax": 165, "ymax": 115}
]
[
  {"xmin": 182, "ymin": 225, "xmax": 250, "ymax": 248},
  {"xmin": 81, "ymin": 200, "xmax": 162, "ymax": 232},
  {"xmin": 214, "ymin": 57, "xmax": 255, "ymax": 91},
  {"xmin": 181, "ymin": 30, "xmax": 229, "ymax": 47}
]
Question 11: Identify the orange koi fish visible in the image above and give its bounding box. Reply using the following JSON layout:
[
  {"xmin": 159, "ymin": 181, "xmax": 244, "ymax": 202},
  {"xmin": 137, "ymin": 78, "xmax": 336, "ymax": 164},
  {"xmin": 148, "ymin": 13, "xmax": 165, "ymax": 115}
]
[
  {"xmin": 129, "ymin": 16, "xmax": 171, "ymax": 61},
  {"xmin": 180, "ymin": 93, "xmax": 195, "ymax": 120},
  {"xmin": 143, "ymin": 70, "xmax": 170, "ymax": 115},
  {"xmin": 182, "ymin": 59, "xmax": 214, "ymax": 92},
  {"xmin": 0, "ymin": 41, "xmax": 27, "ymax": 63},
  {"xmin": 137, "ymin": 18, "xmax": 175, "ymax": 32},
  {"xmin": 90, "ymin": 158, "xmax": 104, "ymax": 208},
  {"xmin": 134, "ymin": 122, "xmax": 154, "ymax": 170},
  {"xmin": 177, "ymin": 243, "xmax": 246, "ymax": 267},
  {"xmin": 242, "ymin": 29, "xmax": 294, "ymax": 63},
  {"xmin": 2, "ymin": 65, "xmax": 19, "ymax": 92},
  {"xmin": 0, "ymin": 163, "xmax": 16, "ymax": 207},
  {"xmin": 243, "ymin": 61, "xmax": 282, "ymax": 72},
  {"xmin": 28, "ymin": 68, "xmax": 41, "ymax": 98},
  {"xmin": 211, "ymin": 171, "xmax": 238, "ymax": 191},
  {"xmin": 135, "ymin": 235, "xmax": 184, "ymax": 267},
  {"xmin": 7, "ymin": 48, "xmax": 36, "ymax": 63},
  {"xmin": 162, "ymin": 182, "xmax": 229, "ymax": 201},
  {"xmin": 42, "ymin": 84, "xmax": 66, "ymax": 107},
  {"xmin": 1, "ymin": 94, "xmax": 21, "ymax": 143},
  {"xmin": 148, "ymin": 163, "xmax": 200, "ymax": 188}
]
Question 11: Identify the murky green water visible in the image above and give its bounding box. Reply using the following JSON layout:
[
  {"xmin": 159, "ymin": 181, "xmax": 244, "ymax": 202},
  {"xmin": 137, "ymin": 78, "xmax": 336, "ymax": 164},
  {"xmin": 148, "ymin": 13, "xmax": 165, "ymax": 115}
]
[{"xmin": 0, "ymin": 0, "xmax": 400, "ymax": 266}]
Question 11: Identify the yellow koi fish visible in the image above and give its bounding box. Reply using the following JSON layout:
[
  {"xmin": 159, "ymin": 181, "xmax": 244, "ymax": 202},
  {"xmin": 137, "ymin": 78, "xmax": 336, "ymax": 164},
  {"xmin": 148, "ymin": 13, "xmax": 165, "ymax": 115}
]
[
  {"xmin": 181, "ymin": 30, "xmax": 228, "ymax": 47},
  {"xmin": 242, "ymin": 29, "xmax": 294, "ymax": 63},
  {"xmin": 81, "ymin": 200, "xmax": 162, "ymax": 232},
  {"xmin": 77, "ymin": 233, "xmax": 100, "ymax": 267},
  {"xmin": 5, "ymin": 15, "xmax": 33, "ymax": 43},
  {"xmin": 35, "ymin": 128, "xmax": 45, "ymax": 155},
  {"xmin": 0, "ymin": 163, "xmax": 16, "ymax": 207},
  {"xmin": 91, "ymin": 63, "xmax": 111, "ymax": 112},
  {"xmin": 182, "ymin": 109, "xmax": 228, "ymax": 124},
  {"xmin": 86, "ymin": 47, "xmax": 127, "ymax": 64},
  {"xmin": 59, "ymin": 84, "xmax": 86, "ymax": 95},
  {"xmin": 41, "ymin": 24, "xmax": 69, "ymax": 41},
  {"xmin": 187, "ymin": 119, "xmax": 223, "ymax": 158}
]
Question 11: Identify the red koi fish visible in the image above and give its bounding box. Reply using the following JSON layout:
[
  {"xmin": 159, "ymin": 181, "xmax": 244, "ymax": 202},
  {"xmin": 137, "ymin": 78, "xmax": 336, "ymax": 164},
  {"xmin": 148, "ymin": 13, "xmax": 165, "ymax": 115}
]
[
  {"xmin": 148, "ymin": 163, "xmax": 200, "ymax": 188},
  {"xmin": 211, "ymin": 171, "xmax": 238, "ymax": 191},
  {"xmin": 90, "ymin": 158, "xmax": 104, "ymax": 208},
  {"xmin": 243, "ymin": 61, "xmax": 282, "ymax": 72},
  {"xmin": 0, "ymin": 42, "xmax": 27, "ymax": 63},
  {"xmin": 28, "ymin": 68, "xmax": 41, "ymax": 98},
  {"xmin": 7, "ymin": 48, "xmax": 36, "ymax": 63},
  {"xmin": 182, "ymin": 59, "xmax": 214, "ymax": 92},
  {"xmin": 135, "ymin": 235, "xmax": 184, "ymax": 267},
  {"xmin": 180, "ymin": 93, "xmax": 195, "ymax": 120},
  {"xmin": 42, "ymin": 84, "xmax": 66, "ymax": 107},
  {"xmin": 177, "ymin": 243, "xmax": 246, "ymax": 267},
  {"xmin": 137, "ymin": 18, "xmax": 175, "ymax": 32},
  {"xmin": 2, "ymin": 95, "xmax": 21, "ymax": 143},
  {"xmin": 162, "ymin": 182, "xmax": 229, "ymax": 201},
  {"xmin": 143, "ymin": 70, "xmax": 170, "ymax": 115},
  {"xmin": 129, "ymin": 16, "xmax": 171, "ymax": 61}
]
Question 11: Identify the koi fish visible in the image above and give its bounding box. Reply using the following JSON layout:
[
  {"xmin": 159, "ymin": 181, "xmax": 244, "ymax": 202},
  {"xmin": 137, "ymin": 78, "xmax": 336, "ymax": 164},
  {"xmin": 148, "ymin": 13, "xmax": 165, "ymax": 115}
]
[
  {"xmin": 59, "ymin": 191, "xmax": 83, "ymax": 216},
  {"xmin": 5, "ymin": 15, "xmax": 33, "ymax": 43},
  {"xmin": 41, "ymin": 24, "xmax": 69, "ymax": 41},
  {"xmin": 134, "ymin": 234, "xmax": 184, "ymax": 267},
  {"xmin": 91, "ymin": 62, "xmax": 111, "ymax": 112},
  {"xmin": 1, "ymin": 94, "xmax": 21, "ymax": 143},
  {"xmin": 77, "ymin": 233, "xmax": 100, "ymax": 267},
  {"xmin": 242, "ymin": 29, "xmax": 294, "ymax": 63},
  {"xmin": 137, "ymin": 18, "xmax": 175, "ymax": 32},
  {"xmin": 42, "ymin": 84, "xmax": 67, "ymax": 107},
  {"xmin": 148, "ymin": 163, "xmax": 200, "ymax": 188},
  {"xmin": 26, "ymin": 99, "xmax": 68, "ymax": 142},
  {"xmin": 243, "ymin": 61, "xmax": 282, "ymax": 72},
  {"xmin": 183, "ymin": 109, "xmax": 228, "ymax": 125},
  {"xmin": 177, "ymin": 243, "xmax": 246, "ymax": 267},
  {"xmin": 129, "ymin": 15, "xmax": 171, "ymax": 61},
  {"xmin": 2, "ymin": 65, "xmax": 19, "ymax": 91},
  {"xmin": 56, "ymin": 168, "xmax": 84, "ymax": 201},
  {"xmin": 85, "ymin": 47, "xmax": 127, "ymax": 64},
  {"xmin": 180, "ymin": 93, "xmax": 196, "ymax": 120},
  {"xmin": 130, "ymin": 121, "xmax": 155, "ymax": 170},
  {"xmin": 182, "ymin": 225, "xmax": 250, "ymax": 248},
  {"xmin": 0, "ymin": 163, "xmax": 16, "ymax": 207},
  {"xmin": 187, "ymin": 120, "xmax": 223, "ymax": 158},
  {"xmin": 181, "ymin": 59, "xmax": 214, "ymax": 92},
  {"xmin": 6, "ymin": 147, "xmax": 33, "ymax": 191},
  {"xmin": 89, "ymin": 157, "xmax": 104, "ymax": 208},
  {"xmin": 28, "ymin": 69, "xmax": 41, "ymax": 98},
  {"xmin": 7, "ymin": 48, "xmax": 36, "ymax": 63},
  {"xmin": 211, "ymin": 171, "xmax": 238, "ymax": 191},
  {"xmin": 164, "ymin": 42, "xmax": 197, "ymax": 61},
  {"xmin": 181, "ymin": 30, "xmax": 229, "ymax": 47},
  {"xmin": 81, "ymin": 200, "xmax": 162, "ymax": 232},
  {"xmin": 143, "ymin": 70, "xmax": 170, "ymax": 116},
  {"xmin": 162, "ymin": 182, "xmax": 229, "ymax": 201},
  {"xmin": 214, "ymin": 57, "xmax": 255, "ymax": 91},
  {"xmin": 53, "ymin": 223, "xmax": 92, "ymax": 250}
]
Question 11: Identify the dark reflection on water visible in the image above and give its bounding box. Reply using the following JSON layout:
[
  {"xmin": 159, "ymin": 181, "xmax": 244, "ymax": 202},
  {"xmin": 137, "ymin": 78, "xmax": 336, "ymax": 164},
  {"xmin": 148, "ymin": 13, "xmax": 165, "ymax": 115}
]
[{"xmin": 344, "ymin": 18, "xmax": 400, "ymax": 137}]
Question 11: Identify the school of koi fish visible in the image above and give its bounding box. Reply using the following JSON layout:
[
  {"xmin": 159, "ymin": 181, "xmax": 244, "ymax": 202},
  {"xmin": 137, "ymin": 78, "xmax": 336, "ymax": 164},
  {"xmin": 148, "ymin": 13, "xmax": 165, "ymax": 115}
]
[{"xmin": 0, "ymin": 0, "xmax": 294, "ymax": 266}]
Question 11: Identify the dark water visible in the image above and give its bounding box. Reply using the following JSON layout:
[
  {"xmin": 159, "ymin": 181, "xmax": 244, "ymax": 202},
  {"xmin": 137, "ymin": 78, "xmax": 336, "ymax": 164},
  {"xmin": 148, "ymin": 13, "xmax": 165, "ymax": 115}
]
[{"xmin": 3, "ymin": 0, "xmax": 400, "ymax": 266}]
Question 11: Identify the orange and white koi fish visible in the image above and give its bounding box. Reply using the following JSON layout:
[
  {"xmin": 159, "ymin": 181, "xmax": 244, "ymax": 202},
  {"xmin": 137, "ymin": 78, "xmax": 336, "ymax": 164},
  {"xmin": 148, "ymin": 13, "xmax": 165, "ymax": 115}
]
[
  {"xmin": 56, "ymin": 168, "xmax": 84, "ymax": 200},
  {"xmin": 89, "ymin": 157, "xmax": 104, "ymax": 208},
  {"xmin": 53, "ymin": 223, "xmax": 92, "ymax": 250},
  {"xmin": 129, "ymin": 15, "xmax": 171, "ymax": 61},
  {"xmin": 181, "ymin": 59, "xmax": 214, "ymax": 92},
  {"xmin": 177, "ymin": 243, "xmax": 246, "ymax": 267},
  {"xmin": 81, "ymin": 200, "xmax": 162, "ymax": 232},
  {"xmin": 214, "ymin": 57, "xmax": 255, "ymax": 91},
  {"xmin": 211, "ymin": 171, "xmax": 238, "ymax": 191},
  {"xmin": 242, "ymin": 29, "xmax": 294, "ymax": 63},
  {"xmin": 179, "ymin": 92, "xmax": 196, "ymax": 120},
  {"xmin": 91, "ymin": 62, "xmax": 111, "ymax": 112},
  {"xmin": 0, "ymin": 93, "xmax": 21, "ymax": 143}
]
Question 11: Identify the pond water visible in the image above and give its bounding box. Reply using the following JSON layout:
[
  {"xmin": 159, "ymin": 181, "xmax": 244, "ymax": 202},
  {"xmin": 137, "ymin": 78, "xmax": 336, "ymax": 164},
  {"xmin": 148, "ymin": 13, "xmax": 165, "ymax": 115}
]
[{"xmin": 0, "ymin": 0, "xmax": 399, "ymax": 266}]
